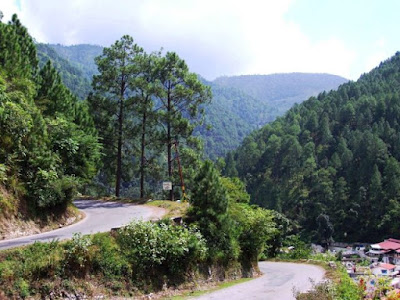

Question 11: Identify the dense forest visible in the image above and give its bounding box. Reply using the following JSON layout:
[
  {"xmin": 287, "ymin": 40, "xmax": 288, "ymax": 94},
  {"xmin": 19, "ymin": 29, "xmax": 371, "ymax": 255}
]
[
  {"xmin": 0, "ymin": 15, "xmax": 101, "ymax": 215},
  {"xmin": 226, "ymin": 52, "xmax": 400, "ymax": 242}
]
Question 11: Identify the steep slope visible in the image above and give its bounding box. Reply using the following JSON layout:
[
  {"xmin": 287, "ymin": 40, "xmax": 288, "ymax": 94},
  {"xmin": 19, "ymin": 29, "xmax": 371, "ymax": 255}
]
[
  {"xmin": 228, "ymin": 52, "xmax": 400, "ymax": 242},
  {"xmin": 195, "ymin": 80, "xmax": 278, "ymax": 160},
  {"xmin": 37, "ymin": 43, "xmax": 93, "ymax": 99},
  {"xmin": 214, "ymin": 73, "xmax": 348, "ymax": 113},
  {"xmin": 46, "ymin": 44, "xmax": 103, "ymax": 80}
]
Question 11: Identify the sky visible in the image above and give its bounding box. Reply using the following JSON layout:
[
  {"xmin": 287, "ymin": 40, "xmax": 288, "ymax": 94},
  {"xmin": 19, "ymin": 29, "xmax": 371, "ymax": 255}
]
[{"xmin": 1, "ymin": 0, "xmax": 399, "ymax": 81}]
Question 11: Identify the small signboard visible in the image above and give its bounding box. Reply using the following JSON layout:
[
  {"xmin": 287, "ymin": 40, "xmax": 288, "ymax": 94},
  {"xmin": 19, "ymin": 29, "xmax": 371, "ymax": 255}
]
[{"xmin": 163, "ymin": 181, "xmax": 172, "ymax": 190}]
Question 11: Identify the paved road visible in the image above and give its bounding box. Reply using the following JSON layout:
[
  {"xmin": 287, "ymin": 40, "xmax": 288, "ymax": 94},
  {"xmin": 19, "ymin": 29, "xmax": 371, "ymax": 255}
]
[
  {"xmin": 194, "ymin": 261, "xmax": 325, "ymax": 300},
  {"xmin": 0, "ymin": 199, "xmax": 165, "ymax": 250}
]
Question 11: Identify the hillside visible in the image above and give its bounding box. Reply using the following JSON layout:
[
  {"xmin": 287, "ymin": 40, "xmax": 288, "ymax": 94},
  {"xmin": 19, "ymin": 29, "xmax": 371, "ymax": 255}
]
[
  {"xmin": 45, "ymin": 44, "xmax": 103, "ymax": 80},
  {"xmin": 36, "ymin": 44, "xmax": 93, "ymax": 99},
  {"xmin": 40, "ymin": 44, "xmax": 347, "ymax": 159},
  {"xmin": 227, "ymin": 52, "xmax": 400, "ymax": 242},
  {"xmin": 195, "ymin": 80, "xmax": 278, "ymax": 159},
  {"xmin": 214, "ymin": 73, "xmax": 348, "ymax": 114}
]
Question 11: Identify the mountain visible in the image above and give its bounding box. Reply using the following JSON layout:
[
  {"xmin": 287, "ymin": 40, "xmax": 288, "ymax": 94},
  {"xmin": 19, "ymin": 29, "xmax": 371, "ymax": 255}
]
[
  {"xmin": 198, "ymin": 74, "xmax": 348, "ymax": 159},
  {"xmin": 36, "ymin": 44, "xmax": 103, "ymax": 99},
  {"xmin": 45, "ymin": 44, "xmax": 103, "ymax": 80},
  {"xmin": 37, "ymin": 44, "xmax": 348, "ymax": 159},
  {"xmin": 226, "ymin": 52, "xmax": 400, "ymax": 242},
  {"xmin": 195, "ymin": 79, "xmax": 278, "ymax": 160},
  {"xmin": 214, "ymin": 73, "xmax": 348, "ymax": 114}
]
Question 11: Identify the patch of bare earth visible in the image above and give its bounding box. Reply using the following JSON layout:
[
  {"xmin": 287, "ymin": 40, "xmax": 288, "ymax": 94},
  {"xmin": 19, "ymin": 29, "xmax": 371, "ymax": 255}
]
[{"xmin": 0, "ymin": 205, "xmax": 84, "ymax": 240}]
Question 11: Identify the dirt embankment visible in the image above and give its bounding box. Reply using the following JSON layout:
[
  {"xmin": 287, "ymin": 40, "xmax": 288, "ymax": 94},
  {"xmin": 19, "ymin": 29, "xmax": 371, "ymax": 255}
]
[{"xmin": 0, "ymin": 204, "xmax": 84, "ymax": 240}]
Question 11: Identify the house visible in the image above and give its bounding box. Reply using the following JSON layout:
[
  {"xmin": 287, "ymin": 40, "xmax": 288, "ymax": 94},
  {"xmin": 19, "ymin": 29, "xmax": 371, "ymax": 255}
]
[
  {"xmin": 368, "ymin": 238, "xmax": 400, "ymax": 264},
  {"xmin": 371, "ymin": 263, "xmax": 398, "ymax": 276}
]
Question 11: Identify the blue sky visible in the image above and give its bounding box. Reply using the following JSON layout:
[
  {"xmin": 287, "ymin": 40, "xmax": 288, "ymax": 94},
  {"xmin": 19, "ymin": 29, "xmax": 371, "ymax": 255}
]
[{"xmin": 1, "ymin": 0, "xmax": 399, "ymax": 80}]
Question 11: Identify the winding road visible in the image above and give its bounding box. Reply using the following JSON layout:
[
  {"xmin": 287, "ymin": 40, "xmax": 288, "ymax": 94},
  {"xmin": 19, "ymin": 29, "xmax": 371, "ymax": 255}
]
[
  {"xmin": 193, "ymin": 261, "xmax": 325, "ymax": 300},
  {"xmin": 0, "ymin": 199, "xmax": 165, "ymax": 250}
]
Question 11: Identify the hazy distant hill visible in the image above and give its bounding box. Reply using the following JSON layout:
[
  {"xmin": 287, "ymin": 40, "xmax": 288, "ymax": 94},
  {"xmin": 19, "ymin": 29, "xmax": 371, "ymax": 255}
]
[
  {"xmin": 214, "ymin": 73, "xmax": 348, "ymax": 113},
  {"xmin": 47, "ymin": 44, "xmax": 103, "ymax": 80},
  {"xmin": 36, "ymin": 43, "xmax": 94, "ymax": 99},
  {"xmin": 37, "ymin": 43, "xmax": 348, "ymax": 159}
]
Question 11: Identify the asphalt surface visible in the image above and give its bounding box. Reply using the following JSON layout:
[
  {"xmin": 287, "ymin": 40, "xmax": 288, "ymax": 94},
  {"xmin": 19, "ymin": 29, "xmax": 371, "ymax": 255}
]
[
  {"xmin": 194, "ymin": 261, "xmax": 325, "ymax": 300},
  {"xmin": 0, "ymin": 199, "xmax": 165, "ymax": 250}
]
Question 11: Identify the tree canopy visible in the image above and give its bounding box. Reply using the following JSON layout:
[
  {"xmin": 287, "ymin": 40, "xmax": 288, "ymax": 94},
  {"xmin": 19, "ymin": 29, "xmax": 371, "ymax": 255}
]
[{"xmin": 227, "ymin": 52, "xmax": 400, "ymax": 242}]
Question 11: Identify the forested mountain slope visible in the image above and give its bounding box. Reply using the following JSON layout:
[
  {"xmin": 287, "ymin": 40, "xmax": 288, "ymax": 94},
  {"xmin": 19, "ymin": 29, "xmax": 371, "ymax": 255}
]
[
  {"xmin": 196, "ymin": 74, "xmax": 347, "ymax": 159},
  {"xmin": 194, "ymin": 79, "xmax": 278, "ymax": 159},
  {"xmin": 37, "ymin": 44, "xmax": 93, "ymax": 99},
  {"xmin": 227, "ymin": 52, "xmax": 400, "ymax": 242},
  {"xmin": 44, "ymin": 44, "xmax": 102, "ymax": 81},
  {"xmin": 214, "ymin": 73, "xmax": 348, "ymax": 114},
  {"xmin": 42, "ymin": 44, "xmax": 347, "ymax": 160}
]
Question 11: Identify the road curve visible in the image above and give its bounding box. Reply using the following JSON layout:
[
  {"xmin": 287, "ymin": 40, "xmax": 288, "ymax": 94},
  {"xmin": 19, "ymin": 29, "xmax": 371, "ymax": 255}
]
[
  {"xmin": 0, "ymin": 199, "xmax": 165, "ymax": 250},
  {"xmin": 193, "ymin": 261, "xmax": 325, "ymax": 300}
]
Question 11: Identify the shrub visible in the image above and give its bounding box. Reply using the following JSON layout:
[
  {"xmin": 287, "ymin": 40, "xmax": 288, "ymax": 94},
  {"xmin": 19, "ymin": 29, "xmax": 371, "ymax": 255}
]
[
  {"xmin": 277, "ymin": 235, "xmax": 311, "ymax": 260},
  {"xmin": 63, "ymin": 233, "xmax": 93, "ymax": 275},
  {"xmin": 91, "ymin": 232, "xmax": 131, "ymax": 278},
  {"xmin": 117, "ymin": 221, "xmax": 207, "ymax": 279},
  {"xmin": 229, "ymin": 203, "xmax": 277, "ymax": 263}
]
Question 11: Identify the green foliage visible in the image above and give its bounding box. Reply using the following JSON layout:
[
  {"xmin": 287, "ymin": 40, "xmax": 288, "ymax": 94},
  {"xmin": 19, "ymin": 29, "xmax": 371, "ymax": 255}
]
[
  {"xmin": 229, "ymin": 52, "xmax": 400, "ymax": 242},
  {"xmin": 229, "ymin": 203, "xmax": 277, "ymax": 262},
  {"xmin": 117, "ymin": 221, "xmax": 207, "ymax": 278},
  {"xmin": 91, "ymin": 232, "xmax": 131, "ymax": 278},
  {"xmin": 277, "ymin": 235, "xmax": 311, "ymax": 260},
  {"xmin": 186, "ymin": 161, "xmax": 237, "ymax": 262},
  {"xmin": 221, "ymin": 177, "xmax": 250, "ymax": 204},
  {"xmin": 0, "ymin": 15, "xmax": 101, "ymax": 211},
  {"xmin": 334, "ymin": 266, "xmax": 363, "ymax": 299}
]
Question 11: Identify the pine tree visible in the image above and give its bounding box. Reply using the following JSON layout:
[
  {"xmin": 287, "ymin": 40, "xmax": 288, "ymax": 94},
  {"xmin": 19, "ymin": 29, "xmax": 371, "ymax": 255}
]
[
  {"xmin": 186, "ymin": 161, "xmax": 234, "ymax": 259},
  {"xmin": 91, "ymin": 35, "xmax": 143, "ymax": 197},
  {"xmin": 155, "ymin": 52, "xmax": 211, "ymax": 200}
]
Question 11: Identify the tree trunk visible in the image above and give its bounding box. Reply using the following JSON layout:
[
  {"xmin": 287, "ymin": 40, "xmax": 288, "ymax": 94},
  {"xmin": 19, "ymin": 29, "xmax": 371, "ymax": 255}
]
[
  {"xmin": 116, "ymin": 97, "xmax": 123, "ymax": 198},
  {"xmin": 167, "ymin": 88, "xmax": 174, "ymax": 201},
  {"xmin": 140, "ymin": 109, "xmax": 147, "ymax": 199}
]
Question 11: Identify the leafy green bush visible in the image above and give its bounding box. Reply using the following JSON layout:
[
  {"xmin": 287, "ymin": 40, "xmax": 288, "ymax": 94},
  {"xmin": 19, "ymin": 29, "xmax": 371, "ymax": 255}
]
[
  {"xmin": 63, "ymin": 233, "xmax": 93, "ymax": 274},
  {"xmin": 229, "ymin": 203, "xmax": 277, "ymax": 263},
  {"xmin": 277, "ymin": 235, "xmax": 311, "ymax": 260},
  {"xmin": 334, "ymin": 266, "xmax": 363, "ymax": 299},
  {"xmin": 91, "ymin": 232, "xmax": 131, "ymax": 278},
  {"xmin": 117, "ymin": 221, "xmax": 207, "ymax": 278}
]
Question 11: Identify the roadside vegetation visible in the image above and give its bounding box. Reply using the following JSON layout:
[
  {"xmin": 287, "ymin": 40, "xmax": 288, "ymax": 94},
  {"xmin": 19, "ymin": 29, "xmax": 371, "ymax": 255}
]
[{"xmin": 0, "ymin": 160, "xmax": 279, "ymax": 298}]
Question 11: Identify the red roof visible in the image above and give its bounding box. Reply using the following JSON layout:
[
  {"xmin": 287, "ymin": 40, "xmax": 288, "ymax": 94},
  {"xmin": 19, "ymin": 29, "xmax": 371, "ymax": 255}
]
[
  {"xmin": 388, "ymin": 238, "xmax": 400, "ymax": 243},
  {"xmin": 380, "ymin": 263, "xmax": 396, "ymax": 270},
  {"xmin": 377, "ymin": 240, "xmax": 400, "ymax": 251}
]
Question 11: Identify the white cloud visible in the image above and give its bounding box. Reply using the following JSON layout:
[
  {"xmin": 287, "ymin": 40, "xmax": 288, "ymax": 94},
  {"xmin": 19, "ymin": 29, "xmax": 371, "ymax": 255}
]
[
  {"xmin": 2, "ymin": 0, "xmax": 358, "ymax": 79},
  {"xmin": 1, "ymin": 0, "xmax": 20, "ymax": 21}
]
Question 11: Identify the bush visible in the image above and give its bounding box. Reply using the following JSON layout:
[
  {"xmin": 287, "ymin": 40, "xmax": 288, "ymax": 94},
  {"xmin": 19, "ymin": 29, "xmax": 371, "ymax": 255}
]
[
  {"xmin": 63, "ymin": 233, "xmax": 93, "ymax": 275},
  {"xmin": 277, "ymin": 235, "xmax": 311, "ymax": 260},
  {"xmin": 117, "ymin": 221, "xmax": 207, "ymax": 280},
  {"xmin": 91, "ymin": 232, "xmax": 131, "ymax": 278},
  {"xmin": 229, "ymin": 203, "xmax": 277, "ymax": 263}
]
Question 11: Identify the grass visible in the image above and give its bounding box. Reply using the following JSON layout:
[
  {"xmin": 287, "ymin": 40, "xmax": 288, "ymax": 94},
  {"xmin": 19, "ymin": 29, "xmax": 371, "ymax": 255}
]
[
  {"xmin": 164, "ymin": 277, "xmax": 254, "ymax": 299},
  {"xmin": 146, "ymin": 200, "xmax": 189, "ymax": 218}
]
